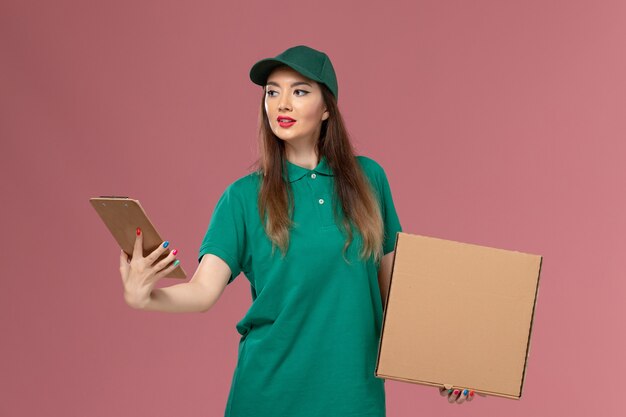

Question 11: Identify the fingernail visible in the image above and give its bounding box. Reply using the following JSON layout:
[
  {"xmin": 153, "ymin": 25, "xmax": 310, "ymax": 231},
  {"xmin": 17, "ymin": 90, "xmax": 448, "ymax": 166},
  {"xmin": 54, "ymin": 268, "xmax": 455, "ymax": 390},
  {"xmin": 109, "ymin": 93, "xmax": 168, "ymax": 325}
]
[
  {"xmin": 173, "ymin": 260, "xmax": 180, "ymax": 266},
  {"xmin": 136, "ymin": 227, "xmax": 141, "ymax": 236},
  {"xmin": 453, "ymin": 390, "xmax": 459, "ymax": 395},
  {"xmin": 448, "ymin": 389, "xmax": 453, "ymax": 394},
  {"xmin": 463, "ymin": 389, "xmax": 468, "ymax": 395},
  {"xmin": 469, "ymin": 391, "xmax": 475, "ymax": 397},
  {"xmin": 163, "ymin": 241, "xmax": 169, "ymax": 248},
  {"xmin": 172, "ymin": 249, "xmax": 178, "ymax": 255}
]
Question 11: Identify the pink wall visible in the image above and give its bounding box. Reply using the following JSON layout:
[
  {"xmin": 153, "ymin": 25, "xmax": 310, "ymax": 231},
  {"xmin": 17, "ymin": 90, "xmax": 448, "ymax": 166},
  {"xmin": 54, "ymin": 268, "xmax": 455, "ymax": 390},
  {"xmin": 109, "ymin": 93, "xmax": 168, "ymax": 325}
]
[{"xmin": 2, "ymin": 0, "xmax": 624, "ymax": 416}]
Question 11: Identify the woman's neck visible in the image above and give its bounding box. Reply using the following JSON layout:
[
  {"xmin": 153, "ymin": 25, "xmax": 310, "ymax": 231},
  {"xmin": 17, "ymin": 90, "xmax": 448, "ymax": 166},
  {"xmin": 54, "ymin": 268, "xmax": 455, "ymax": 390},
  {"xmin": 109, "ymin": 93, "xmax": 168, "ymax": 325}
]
[{"xmin": 285, "ymin": 144, "xmax": 319, "ymax": 170}]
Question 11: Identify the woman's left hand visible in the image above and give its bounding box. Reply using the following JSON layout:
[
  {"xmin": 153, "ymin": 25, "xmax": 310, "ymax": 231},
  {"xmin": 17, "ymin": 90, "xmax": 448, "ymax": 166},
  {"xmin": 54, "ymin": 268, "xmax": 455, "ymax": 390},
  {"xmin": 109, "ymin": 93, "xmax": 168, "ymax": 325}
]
[{"xmin": 438, "ymin": 387, "xmax": 487, "ymax": 404}]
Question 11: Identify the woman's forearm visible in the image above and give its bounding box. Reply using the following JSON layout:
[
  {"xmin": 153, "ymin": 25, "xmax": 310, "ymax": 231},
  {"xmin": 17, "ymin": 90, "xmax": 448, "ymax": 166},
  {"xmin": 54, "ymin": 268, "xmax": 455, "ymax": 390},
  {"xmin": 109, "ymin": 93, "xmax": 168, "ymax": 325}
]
[
  {"xmin": 133, "ymin": 281, "xmax": 218, "ymax": 313},
  {"xmin": 377, "ymin": 251, "xmax": 395, "ymax": 310}
]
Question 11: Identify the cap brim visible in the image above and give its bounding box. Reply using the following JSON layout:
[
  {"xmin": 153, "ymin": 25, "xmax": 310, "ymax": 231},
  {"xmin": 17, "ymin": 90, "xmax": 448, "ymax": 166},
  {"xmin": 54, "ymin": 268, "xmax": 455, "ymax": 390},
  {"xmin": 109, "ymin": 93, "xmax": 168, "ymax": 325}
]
[{"xmin": 249, "ymin": 58, "xmax": 323, "ymax": 87}]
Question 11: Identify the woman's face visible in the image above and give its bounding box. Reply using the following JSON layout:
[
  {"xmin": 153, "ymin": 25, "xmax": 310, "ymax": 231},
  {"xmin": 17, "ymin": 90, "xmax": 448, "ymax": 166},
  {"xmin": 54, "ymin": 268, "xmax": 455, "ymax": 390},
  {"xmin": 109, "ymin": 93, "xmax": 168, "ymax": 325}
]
[{"xmin": 264, "ymin": 66, "xmax": 329, "ymax": 145}]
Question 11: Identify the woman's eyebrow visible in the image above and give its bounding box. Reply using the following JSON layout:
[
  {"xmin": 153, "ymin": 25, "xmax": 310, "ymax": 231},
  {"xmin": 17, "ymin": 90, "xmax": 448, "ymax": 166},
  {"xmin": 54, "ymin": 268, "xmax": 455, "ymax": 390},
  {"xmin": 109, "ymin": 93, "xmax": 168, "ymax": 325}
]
[{"xmin": 266, "ymin": 81, "xmax": 312, "ymax": 88}]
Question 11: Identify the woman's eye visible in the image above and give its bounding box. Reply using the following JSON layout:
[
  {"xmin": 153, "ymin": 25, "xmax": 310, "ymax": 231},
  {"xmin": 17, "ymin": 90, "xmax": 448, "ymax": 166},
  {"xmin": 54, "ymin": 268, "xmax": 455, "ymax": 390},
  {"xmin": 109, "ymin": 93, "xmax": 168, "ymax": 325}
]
[
  {"xmin": 266, "ymin": 90, "xmax": 278, "ymax": 97},
  {"xmin": 294, "ymin": 89, "xmax": 309, "ymax": 96}
]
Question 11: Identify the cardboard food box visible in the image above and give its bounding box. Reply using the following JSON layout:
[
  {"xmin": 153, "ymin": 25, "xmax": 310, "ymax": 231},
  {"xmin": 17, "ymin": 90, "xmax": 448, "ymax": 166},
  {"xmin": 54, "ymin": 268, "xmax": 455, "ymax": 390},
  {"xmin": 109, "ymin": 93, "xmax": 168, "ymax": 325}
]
[{"xmin": 375, "ymin": 232, "xmax": 543, "ymax": 400}]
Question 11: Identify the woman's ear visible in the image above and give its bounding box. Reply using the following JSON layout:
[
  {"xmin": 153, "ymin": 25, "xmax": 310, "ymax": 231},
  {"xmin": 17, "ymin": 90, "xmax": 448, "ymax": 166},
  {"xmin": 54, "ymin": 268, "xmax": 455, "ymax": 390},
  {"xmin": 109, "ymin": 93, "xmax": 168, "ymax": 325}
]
[{"xmin": 322, "ymin": 109, "xmax": 330, "ymax": 121}]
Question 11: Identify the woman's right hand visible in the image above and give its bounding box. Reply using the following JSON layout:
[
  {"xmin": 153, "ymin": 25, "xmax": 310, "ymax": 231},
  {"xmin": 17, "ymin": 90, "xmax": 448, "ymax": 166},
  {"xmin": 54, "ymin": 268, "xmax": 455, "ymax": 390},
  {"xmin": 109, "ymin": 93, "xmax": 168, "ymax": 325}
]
[
  {"xmin": 119, "ymin": 227, "xmax": 179, "ymax": 309},
  {"xmin": 438, "ymin": 386, "xmax": 488, "ymax": 404}
]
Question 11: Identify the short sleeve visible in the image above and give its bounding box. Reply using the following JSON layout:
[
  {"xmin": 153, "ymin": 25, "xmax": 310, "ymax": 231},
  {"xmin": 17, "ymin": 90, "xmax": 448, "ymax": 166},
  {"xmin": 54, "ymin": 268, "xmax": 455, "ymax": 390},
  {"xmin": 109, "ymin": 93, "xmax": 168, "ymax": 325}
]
[
  {"xmin": 198, "ymin": 183, "xmax": 247, "ymax": 285},
  {"xmin": 377, "ymin": 167, "xmax": 403, "ymax": 255}
]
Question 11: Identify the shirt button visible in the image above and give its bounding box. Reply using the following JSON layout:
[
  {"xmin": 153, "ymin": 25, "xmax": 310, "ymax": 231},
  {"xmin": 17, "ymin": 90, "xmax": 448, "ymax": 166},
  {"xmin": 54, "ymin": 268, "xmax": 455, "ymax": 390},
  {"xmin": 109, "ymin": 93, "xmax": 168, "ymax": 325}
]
[
  {"xmin": 311, "ymin": 173, "xmax": 316, "ymax": 179},
  {"xmin": 318, "ymin": 198, "xmax": 324, "ymax": 205}
]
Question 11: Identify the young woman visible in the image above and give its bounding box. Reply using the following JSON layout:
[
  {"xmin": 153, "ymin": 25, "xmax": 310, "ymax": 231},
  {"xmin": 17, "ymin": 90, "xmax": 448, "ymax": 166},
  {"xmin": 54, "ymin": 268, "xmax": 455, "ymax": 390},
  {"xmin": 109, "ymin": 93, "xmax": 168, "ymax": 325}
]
[{"xmin": 120, "ymin": 45, "xmax": 484, "ymax": 416}]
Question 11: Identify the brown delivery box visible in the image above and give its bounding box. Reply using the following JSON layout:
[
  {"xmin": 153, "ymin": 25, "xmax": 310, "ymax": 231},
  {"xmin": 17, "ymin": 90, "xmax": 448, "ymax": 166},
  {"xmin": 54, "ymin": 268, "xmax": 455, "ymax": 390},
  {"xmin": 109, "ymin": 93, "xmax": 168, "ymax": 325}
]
[{"xmin": 375, "ymin": 232, "xmax": 543, "ymax": 400}]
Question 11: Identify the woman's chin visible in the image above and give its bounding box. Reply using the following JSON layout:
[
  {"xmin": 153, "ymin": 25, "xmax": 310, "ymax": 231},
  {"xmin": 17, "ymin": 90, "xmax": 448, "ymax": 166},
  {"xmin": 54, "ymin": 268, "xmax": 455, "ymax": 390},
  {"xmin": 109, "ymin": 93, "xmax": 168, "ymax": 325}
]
[{"xmin": 273, "ymin": 132, "xmax": 294, "ymax": 142}]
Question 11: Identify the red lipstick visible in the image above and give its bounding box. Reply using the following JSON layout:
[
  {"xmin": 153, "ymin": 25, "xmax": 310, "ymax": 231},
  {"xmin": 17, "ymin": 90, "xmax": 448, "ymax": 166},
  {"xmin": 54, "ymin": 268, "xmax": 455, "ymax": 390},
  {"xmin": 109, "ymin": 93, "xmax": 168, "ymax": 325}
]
[{"xmin": 277, "ymin": 116, "xmax": 296, "ymax": 128}]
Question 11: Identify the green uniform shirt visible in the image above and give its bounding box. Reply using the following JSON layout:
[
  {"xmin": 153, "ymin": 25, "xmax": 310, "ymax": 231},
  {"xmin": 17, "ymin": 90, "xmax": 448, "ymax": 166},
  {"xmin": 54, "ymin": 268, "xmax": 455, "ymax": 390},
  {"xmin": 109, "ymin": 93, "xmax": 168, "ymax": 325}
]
[{"xmin": 198, "ymin": 155, "xmax": 402, "ymax": 417}]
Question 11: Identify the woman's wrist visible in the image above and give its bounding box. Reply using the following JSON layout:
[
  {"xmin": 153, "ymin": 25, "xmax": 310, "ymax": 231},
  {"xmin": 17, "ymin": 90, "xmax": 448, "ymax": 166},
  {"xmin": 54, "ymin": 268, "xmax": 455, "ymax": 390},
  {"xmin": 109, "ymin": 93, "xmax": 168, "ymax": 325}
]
[{"xmin": 124, "ymin": 289, "xmax": 152, "ymax": 310}]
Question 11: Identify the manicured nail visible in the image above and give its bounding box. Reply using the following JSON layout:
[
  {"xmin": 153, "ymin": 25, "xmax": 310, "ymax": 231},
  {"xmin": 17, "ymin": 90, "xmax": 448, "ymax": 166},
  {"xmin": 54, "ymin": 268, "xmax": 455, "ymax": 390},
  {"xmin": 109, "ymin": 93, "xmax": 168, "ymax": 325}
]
[
  {"xmin": 173, "ymin": 260, "xmax": 180, "ymax": 266},
  {"xmin": 469, "ymin": 390, "xmax": 475, "ymax": 397},
  {"xmin": 163, "ymin": 241, "xmax": 169, "ymax": 248},
  {"xmin": 453, "ymin": 390, "xmax": 459, "ymax": 395},
  {"xmin": 172, "ymin": 249, "xmax": 178, "ymax": 255},
  {"xmin": 136, "ymin": 227, "xmax": 141, "ymax": 236},
  {"xmin": 448, "ymin": 389, "xmax": 453, "ymax": 394},
  {"xmin": 463, "ymin": 389, "xmax": 468, "ymax": 395}
]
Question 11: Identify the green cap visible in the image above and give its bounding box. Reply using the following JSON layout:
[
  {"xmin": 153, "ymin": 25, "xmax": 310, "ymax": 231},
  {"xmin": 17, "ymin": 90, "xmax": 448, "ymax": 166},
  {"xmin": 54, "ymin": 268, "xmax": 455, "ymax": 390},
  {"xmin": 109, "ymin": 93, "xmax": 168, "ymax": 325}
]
[{"xmin": 249, "ymin": 45, "xmax": 338, "ymax": 100}]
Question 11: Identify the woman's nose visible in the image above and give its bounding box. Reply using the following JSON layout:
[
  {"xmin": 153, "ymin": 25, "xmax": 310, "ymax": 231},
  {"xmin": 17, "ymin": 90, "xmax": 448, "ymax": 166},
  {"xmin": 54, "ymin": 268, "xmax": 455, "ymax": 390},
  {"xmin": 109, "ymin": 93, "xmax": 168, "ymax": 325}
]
[{"xmin": 278, "ymin": 96, "xmax": 292, "ymax": 111}]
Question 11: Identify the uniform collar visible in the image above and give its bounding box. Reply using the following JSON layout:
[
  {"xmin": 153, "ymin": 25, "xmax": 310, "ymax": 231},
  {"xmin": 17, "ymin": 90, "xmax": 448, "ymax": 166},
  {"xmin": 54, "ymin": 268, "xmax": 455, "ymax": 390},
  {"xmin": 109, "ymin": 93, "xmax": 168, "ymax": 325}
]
[{"xmin": 283, "ymin": 155, "xmax": 333, "ymax": 183}]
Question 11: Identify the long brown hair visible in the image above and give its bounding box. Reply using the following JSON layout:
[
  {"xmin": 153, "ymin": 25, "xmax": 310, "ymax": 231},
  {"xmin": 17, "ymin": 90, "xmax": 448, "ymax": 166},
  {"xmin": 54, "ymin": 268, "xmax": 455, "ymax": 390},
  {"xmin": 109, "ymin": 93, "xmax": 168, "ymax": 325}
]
[{"xmin": 252, "ymin": 82, "xmax": 384, "ymax": 264}]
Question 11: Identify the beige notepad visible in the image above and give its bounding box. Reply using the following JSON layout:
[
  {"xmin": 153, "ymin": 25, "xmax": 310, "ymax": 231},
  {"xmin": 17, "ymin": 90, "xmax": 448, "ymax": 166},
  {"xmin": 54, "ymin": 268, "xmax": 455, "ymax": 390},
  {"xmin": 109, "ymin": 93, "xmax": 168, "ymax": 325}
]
[{"xmin": 90, "ymin": 196, "xmax": 186, "ymax": 279}]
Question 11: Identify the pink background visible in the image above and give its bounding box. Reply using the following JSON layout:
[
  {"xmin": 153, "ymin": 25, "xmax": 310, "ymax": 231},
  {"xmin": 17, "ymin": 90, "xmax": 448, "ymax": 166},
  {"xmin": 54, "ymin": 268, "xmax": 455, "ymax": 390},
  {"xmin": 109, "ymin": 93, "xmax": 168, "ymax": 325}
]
[{"xmin": 1, "ymin": 0, "xmax": 624, "ymax": 416}]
